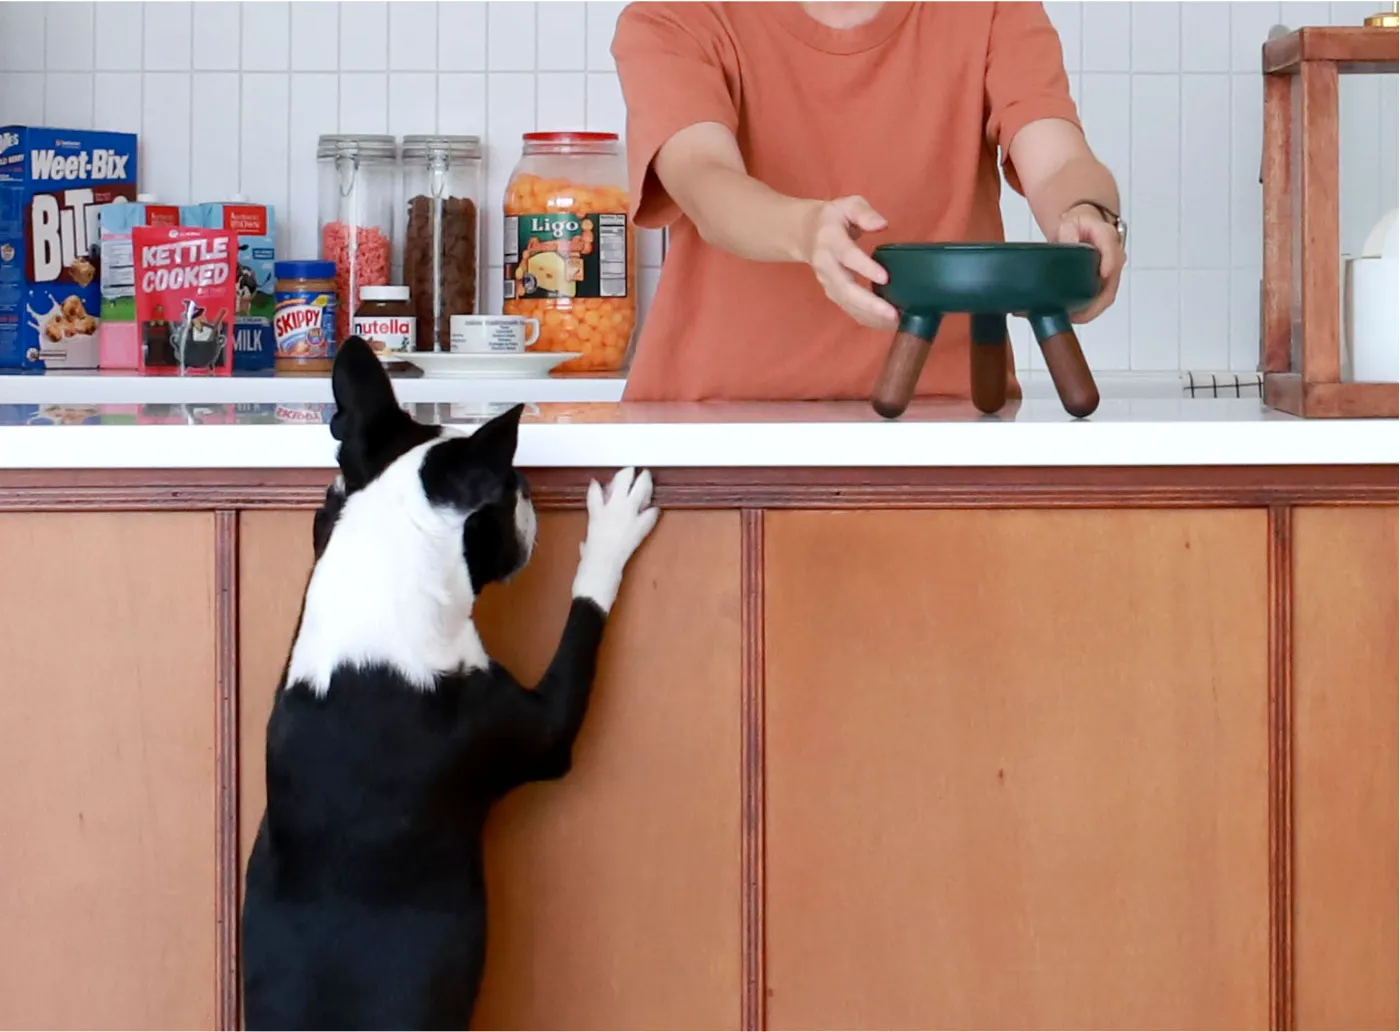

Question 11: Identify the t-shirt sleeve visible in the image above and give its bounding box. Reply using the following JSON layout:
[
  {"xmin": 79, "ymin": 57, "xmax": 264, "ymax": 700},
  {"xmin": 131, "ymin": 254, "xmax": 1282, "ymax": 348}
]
[
  {"xmin": 610, "ymin": 2, "xmax": 739, "ymax": 228},
  {"xmin": 984, "ymin": 1, "xmax": 1081, "ymax": 195}
]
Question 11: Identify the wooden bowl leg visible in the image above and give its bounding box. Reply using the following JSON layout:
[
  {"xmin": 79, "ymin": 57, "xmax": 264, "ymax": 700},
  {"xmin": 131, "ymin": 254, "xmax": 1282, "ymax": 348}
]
[
  {"xmin": 1028, "ymin": 311, "xmax": 1100, "ymax": 418},
  {"xmin": 872, "ymin": 312, "xmax": 941, "ymax": 419},
  {"xmin": 970, "ymin": 313, "xmax": 1009, "ymax": 414}
]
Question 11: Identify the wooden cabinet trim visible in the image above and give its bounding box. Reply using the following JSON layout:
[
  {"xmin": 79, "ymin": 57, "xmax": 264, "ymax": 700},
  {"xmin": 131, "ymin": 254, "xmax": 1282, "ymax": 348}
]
[
  {"xmin": 0, "ymin": 464, "xmax": 1394, "ymax": 512},
  {"xmin": 1269, "ymin": 506, "xmax": 1294, "ymax": 1031},
  {"xmin": 741, "ymin": 510, "xmax": 766, "ymax": 1032},
  {"xmin": 215, "ymin": 511, "xmax": 240, "ymax": 1032}
]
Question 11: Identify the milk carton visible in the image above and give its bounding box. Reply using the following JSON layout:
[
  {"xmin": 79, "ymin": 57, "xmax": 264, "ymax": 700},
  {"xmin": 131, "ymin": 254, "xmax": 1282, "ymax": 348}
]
[
  {"xmin": 181, "ymin": 200, "xmax": 276, "ymax": 372},
  {"xmin": 0, "ymin": 126, "xmax": 139, "ymax": 370}
]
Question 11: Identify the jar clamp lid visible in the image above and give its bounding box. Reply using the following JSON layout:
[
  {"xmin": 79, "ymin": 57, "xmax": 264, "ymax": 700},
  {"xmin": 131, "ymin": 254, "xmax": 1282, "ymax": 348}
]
[
  {"xmin": 401, "ymin": 135, "xmax": 483, "ymax": 162},
  {"xmin": 315, "ymin": 134, "xmax": 398, "ymax": 162}
]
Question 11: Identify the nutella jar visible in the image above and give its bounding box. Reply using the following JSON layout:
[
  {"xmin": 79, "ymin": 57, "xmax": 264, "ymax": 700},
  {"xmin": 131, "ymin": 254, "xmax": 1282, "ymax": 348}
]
[{"xmin": 352, "ymin": 285, "xmax": 416, "ymax": 356}]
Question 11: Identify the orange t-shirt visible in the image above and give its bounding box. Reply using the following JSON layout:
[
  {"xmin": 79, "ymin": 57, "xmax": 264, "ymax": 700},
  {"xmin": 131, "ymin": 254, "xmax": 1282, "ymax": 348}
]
[{"xmin": 612, "ymin": 1, "xmax": 1080, "ymax": 402}]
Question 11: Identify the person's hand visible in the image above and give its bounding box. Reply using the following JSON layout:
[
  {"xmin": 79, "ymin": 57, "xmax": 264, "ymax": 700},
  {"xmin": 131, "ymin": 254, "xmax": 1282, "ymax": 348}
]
[
  {"xmin": 801, "ymin": 196, "xmax": 899, "ymax": 330},
  {"xmin": 1056, "ymin": 203, "xmax": 1125, "ymax": 323}
]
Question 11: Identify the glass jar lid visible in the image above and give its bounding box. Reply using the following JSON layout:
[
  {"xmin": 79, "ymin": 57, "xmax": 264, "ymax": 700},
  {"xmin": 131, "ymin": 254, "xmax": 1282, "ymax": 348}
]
[
  {"xmin": 275, "ymin": 259, "xmax": 337, "ymax": 281},
  {"xmin": 316, "ymin": 134, "xmax": 398, "ymax": 162},
  {"xmin": 522, "ymin": 131, "xmax": 620, "ymax": 156},
  {"xmin": 360, "ymin": 285, "xmax": 410, "ymax": 301},
  {"xmin": 401, "ymin": 135, "xmax": 483, "ymax": 162}
]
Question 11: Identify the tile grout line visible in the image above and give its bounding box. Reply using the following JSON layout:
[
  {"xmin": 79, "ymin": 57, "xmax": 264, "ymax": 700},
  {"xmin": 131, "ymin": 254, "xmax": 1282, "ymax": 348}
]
[
  {"xmin": 283, "ymin": 4, "xmax": 292, "ymax": 249},
  {"xmin": 1174, "ymin": 0, "xmax": 1184, "ymax": 373}
]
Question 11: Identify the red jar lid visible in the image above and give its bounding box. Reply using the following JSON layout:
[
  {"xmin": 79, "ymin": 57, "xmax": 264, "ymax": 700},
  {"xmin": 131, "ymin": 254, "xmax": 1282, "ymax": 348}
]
[{"xmin": 523, "ymin": 131, "xmax": 619, "ymax": 142}]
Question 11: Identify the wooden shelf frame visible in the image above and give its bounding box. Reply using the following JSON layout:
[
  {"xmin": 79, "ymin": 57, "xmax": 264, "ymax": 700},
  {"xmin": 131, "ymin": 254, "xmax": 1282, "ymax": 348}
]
[{"xmin": 1260, "ymin": 27, "xmax": 1399, "ymax": 419}]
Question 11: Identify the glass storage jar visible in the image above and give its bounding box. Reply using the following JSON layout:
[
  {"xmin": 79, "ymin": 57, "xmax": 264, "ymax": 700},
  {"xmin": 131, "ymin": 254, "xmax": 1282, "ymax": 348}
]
[
  {"xmin": 401, "ymin": 135, "xmax": 484, "ymax": 352},
  {"xmin": 503, "ymin": 132, "xmax": 636, "ymax": 373},
  {"xmin": 317, "ymin": 134, "xmax": 397, "ymax": 341}
]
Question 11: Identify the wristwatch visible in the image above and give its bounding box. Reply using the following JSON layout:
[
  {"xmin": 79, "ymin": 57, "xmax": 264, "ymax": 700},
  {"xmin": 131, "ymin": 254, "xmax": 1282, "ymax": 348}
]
[{"xmin": 1067, "ymin": 199, "xmax": 1127, "ymax": 250}]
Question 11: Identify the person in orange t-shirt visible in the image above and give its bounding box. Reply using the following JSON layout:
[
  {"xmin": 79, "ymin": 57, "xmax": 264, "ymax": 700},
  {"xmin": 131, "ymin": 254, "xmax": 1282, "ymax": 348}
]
[{"xmin": 611, "ymin": 1, "xmax": 1127, "ymax": 403}]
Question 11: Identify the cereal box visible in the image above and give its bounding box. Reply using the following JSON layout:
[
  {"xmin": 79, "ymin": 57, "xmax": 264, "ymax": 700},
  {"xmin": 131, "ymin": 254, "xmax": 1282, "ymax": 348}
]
[
  {"xmin": 182, "ymin": 201, "xmax": 276, "ymax": 372},
  {"xmin": 0, "ymin": 126, "xmax": 139, "ymax": 370},
  {"xmin": 133, "ymin": 225, "xmax": 237, "ymax": 376}
]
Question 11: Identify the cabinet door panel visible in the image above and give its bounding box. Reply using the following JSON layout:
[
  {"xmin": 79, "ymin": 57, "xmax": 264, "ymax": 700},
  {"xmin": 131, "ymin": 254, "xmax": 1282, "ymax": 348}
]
[
  {"xmin": 1293, "ymin": 506, "xmax": 1398, "ymax": 1031},
  {"xmin": 764, "ymin": 509, "xmax": 1269, "ymax": 1031},
  {"xmin": 0, "ymin": 513, "xmax": 217, "ymax": 1030}
]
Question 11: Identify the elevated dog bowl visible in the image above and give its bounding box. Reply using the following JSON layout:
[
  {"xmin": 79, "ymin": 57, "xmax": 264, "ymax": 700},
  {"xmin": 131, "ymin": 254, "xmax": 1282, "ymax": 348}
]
[{"xmin": 870, "ymin": 242, "xmax": 1103, "ymax": 419}]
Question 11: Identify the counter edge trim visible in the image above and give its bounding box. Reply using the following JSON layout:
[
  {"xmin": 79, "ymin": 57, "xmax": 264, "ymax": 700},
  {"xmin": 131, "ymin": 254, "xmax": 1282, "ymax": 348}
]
[{"xmin": 0, "ymin": 466, "xmax": 1393, "ymax": 511}]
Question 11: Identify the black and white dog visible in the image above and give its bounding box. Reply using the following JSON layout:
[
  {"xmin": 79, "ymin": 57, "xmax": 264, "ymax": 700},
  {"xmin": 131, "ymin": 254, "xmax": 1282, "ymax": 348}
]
[{"xmin": 241, "ymin": 337, "xmax": 658, "ymax": 1030}]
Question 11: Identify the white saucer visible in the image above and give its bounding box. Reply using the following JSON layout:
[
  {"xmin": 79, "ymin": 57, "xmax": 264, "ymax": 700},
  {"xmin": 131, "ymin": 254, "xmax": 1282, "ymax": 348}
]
[{"xmin": 378, "ymin": 351, "xmax": 582, "ymax": 379}]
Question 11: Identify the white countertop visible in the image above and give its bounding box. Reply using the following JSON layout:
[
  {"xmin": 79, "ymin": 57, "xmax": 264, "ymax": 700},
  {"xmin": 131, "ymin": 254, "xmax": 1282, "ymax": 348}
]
[
  {"xmin": 0, "ymin": 370, "xmax": 627, "ymax": 405},
  {"xmin": 0, "ymin": 398, "xmax": 1394, "ymax": 470}
]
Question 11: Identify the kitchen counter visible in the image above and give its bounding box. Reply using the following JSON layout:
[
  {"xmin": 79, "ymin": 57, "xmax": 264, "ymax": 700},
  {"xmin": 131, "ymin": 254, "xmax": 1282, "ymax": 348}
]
[
  {"xmin": 0, "ymin": 369, "xmax": 628, "ymax": 405},
  {"xmin": 0, "ymin": 397, "xmax": 1395, "ymax": 470},
  {"xmin": 1, "ymin": 395, "xmax": 1394, "ymax": 1031}
]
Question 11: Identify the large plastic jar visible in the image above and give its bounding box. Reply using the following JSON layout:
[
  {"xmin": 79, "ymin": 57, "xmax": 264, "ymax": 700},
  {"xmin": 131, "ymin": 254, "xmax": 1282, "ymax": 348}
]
[
  {"xmin": 503, "ymin": 132, "xmax": 636, "ymax": 373},
  {"xmin": 317, "ymin": 134, "xmax": 396, "ymax": 341},
  {"xmin": 401, "ymin": 135, "xmax": 484, "ymax": 352}
]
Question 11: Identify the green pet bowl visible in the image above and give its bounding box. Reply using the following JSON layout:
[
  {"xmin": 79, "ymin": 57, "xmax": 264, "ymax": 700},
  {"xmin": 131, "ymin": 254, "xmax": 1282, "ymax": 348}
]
[
  {"xmin": 868, "ymin": 242, "xmax": 1103, "ymax": 420},
  {"xmin": 874, "ymin": 242, "xmax": 1100, "ymax": 315}
]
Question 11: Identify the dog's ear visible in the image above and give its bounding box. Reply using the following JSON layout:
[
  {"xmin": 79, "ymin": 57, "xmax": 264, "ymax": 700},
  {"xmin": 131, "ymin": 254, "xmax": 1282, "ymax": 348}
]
[
  {"xmin": 468, "ymin": 403, "xmax": 524, "ymax": 474},
  {"xmin": 418, "ymin": 406, "xmax": 524, "ymax": 513},
  {"xmin": 330, "ymin": 336, "xmax": 397, "ymax": 441},
  {"xmin": 330, "ymin": 336, "xmax": 437, "ymax": 491}
]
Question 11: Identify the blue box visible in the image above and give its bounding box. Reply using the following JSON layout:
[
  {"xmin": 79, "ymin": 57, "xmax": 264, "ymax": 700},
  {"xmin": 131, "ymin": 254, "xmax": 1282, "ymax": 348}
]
[{"xmin": 0, "ymin": 126, "xmax": 139, "ymax": 370}]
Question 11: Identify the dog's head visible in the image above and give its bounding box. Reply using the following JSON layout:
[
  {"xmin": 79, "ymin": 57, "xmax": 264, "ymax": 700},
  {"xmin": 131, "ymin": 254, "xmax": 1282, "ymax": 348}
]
[
  {"xmin": 286, "ymin": 338, "xmax": 535, "ymax": 693},
  {"xmin": 317, "ymin": 336, "xmax": 535, "ymax": 595}
]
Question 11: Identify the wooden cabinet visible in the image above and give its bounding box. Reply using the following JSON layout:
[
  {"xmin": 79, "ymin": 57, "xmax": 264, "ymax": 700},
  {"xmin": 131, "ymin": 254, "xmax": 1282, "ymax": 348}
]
[
  {"xmin": 763, "ymin": 510, "xmax": 1270, "ymax": 1030},
  {"xmin": 0, "ymin": 464, "xmax": 1393, "ymax": 1031},
  {"xmin": 237, "ymin": 510, "xmax": 744, "ymax": 1031},
  {"xmin": 1291, "ymin": 507, "xmax": 1398, "ymax": 1031},
  {"xmin": 0, "ymin": 513, "xmax": 218, "ymax": 1031}
]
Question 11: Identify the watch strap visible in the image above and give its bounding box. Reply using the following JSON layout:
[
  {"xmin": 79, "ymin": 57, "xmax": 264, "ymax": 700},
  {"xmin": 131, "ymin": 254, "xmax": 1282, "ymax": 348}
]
[{"xmin": 1066, "ymin": 200, "xmax": 1126, "ymax": 247}]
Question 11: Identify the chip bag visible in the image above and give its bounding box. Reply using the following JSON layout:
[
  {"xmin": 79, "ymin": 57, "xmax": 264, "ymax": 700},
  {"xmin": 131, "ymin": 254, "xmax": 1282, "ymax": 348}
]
[{"xmin": 133, "ymin": 225, "xmax": 237, "ymax": 375}]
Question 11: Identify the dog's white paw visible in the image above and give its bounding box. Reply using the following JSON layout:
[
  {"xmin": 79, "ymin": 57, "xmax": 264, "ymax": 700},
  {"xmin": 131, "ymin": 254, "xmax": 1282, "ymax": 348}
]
[{"xmin": 571, "ymin": 467, "xmax": 660, "ymax": 613}]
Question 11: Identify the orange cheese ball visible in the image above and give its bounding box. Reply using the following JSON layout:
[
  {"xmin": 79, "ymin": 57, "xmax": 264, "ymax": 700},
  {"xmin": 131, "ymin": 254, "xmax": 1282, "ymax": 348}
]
[{"xmin": 504, "ymin": 173, "xmax": 636, "ymax": 373}]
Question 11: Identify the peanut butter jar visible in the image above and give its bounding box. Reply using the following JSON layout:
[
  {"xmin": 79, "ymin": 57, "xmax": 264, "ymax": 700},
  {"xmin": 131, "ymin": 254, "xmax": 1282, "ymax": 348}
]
[{"xmin": 273, "ymin": 260, "xmax": 337, "ymax": 375}]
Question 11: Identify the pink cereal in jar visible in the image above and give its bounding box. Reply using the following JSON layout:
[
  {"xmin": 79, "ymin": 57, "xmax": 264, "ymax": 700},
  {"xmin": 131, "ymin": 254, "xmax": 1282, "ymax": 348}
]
[
  {"xmin": 316, "ymin": 135, "xmax": 397, "ymax": 339},
  {"xmin": 320, "ymin": 221, "xmax": 391, "ymax": 340}
]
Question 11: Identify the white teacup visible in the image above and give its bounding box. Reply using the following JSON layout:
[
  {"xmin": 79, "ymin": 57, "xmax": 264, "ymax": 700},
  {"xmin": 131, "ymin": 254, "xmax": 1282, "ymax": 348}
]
[{"xmin": 449, "ymin": 314, "xmax": 540, "ymax": 354}]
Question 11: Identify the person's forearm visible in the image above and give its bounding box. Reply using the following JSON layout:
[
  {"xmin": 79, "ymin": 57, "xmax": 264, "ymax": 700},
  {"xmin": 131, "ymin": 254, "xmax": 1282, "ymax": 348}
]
[
  {"xmin": 666, "ymin": 159, "xmax": 819, "ymax": 264},
  {"xmin": 1023, "ymin": 154, "xmax": 1119, "ymax": 239}
]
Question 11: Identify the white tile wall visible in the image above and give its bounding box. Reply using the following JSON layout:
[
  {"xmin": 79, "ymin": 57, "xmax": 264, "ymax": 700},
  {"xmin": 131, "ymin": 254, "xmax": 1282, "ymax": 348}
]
[{"xmin": 1, "ymin": 0, "xmax": 1395, "ymax": 374}]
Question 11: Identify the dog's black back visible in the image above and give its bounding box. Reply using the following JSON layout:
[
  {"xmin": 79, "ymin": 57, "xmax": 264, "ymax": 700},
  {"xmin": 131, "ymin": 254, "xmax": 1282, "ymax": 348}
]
[{"xmin": 242, "ymin": 338, "xmax": 655, "ymax": 1029}]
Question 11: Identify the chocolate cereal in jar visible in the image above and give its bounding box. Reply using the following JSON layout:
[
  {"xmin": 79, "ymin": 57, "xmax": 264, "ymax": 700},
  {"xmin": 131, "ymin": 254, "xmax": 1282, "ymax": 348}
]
[
  {"xmin": 503, "ymin": 132, "xmax": 636, "ymax": 373},
  {"xmin": 401, "ymin": 135, "xmax": 483, "ymax": 352}
]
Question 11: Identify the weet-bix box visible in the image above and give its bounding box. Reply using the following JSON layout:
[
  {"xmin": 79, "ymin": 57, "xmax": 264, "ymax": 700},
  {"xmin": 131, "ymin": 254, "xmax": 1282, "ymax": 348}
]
[{"xmin": 0, "ymin": 126, "xmax": 139, "ymax": 370}]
